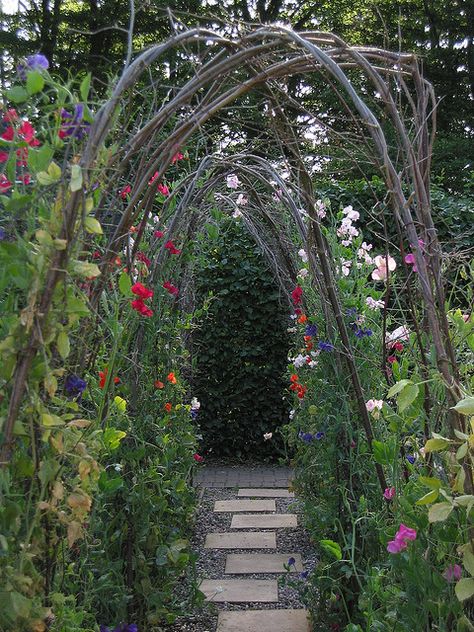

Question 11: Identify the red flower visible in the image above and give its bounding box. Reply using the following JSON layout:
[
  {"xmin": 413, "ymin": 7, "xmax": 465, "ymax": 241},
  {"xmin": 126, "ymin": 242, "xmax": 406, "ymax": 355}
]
[
  {"xmin": 291, "ymin": 286, "xmax": 303, "ymax": 306},
  {"xmin": 0, "ymin": 151, "xmax": 9, "ymax": 163},
  {"xmin": 99, "ymin": 370, "xmax": 107, "ymax": 389},
  {"xmin": 92, "ymin": 250, "xmax": 101, "ymax": 259},
  {"xmin": 296, "ymin": 384, "xmax": 307, "ymax": 399},
  {"xmin": 167, "ymin": 372, "xmax": 177, "ymax": 384},
  {"xmin": 164, "ymin": 402, "xmax": 172, "ymax": 412},
  {"xmin": 164, "ymin": 240, "xmax": 181, "ymax": 255},
  {"xmin": 114, "ymin": 377, "xmax": 120, "ymax": 384},
  {"xmin": 387, "ymin": 355, "xmax": 397, "ymax": 364},
  {"xmin": 0, "ymin": 174, "xmax": 12, "ymax": 192},
  {"xmin": 154, "ymin": 380, "xmax": 164, "ymax": 389},
  {"xmin": 136, "ymin": 252, "xmax": 151, "ymax": 267},
  {"xmin": 19, "ymin": 121, "xmax": 40, "ymax": 146},
  {"xmin": 298, "ymin": 314, "xmax": 307, "ymax": 324},
  {"xmin": 392, "ymin": 341, "xmax": 404, "ymax": 353},
  {"xmin": 154, "ymin": 230, "xmax": 164, "ymax": 239},
  {"xmin": 129, "ymin": 225, "xmax": 138, "ymax": 233},
  {"xmin": 163, "ymin": 281, "xmax": 179, "ymax": 296},
  {"xmin": 290, "ymin": 374, "xmax": 299, "ymax": 383},
  {"xmin": 3, "ymin": 109, "xmax": 18, "ymax": 123},
  {"xmin": 131, "ymin": 298, "xmax": 153, "ymax": 317},
  {"xmin": 131, "ymin": 282, "xmax": 153, "ymax": 299},
  {"xmin": 193, "ymin": 453, "xmax": 204, "ymax": 463},
  {"xmin": 157, "ymin": 183, "xmax": 170, "ymax": 196},
  {"xmin": 119, "ymin": 184, "xmax": 131, "ymax": 199},
  {"xmin": 1, "ymin": 126, "xmax": 14, "ymax": 141}
]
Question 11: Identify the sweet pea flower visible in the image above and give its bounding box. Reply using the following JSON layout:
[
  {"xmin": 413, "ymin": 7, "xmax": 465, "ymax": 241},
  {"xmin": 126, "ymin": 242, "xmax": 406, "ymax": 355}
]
[
  {"xmin": 232, "ymin": 208, "xmax": 243, "ymax": 219},
  {"xmin": 387, "ymin": 523, "xmax": 417, "ymax": 554},
  {"xmin": 263, "ymin": 432, "xmax": 273, "ymax": 441},
  {"xmin": 315, "ymin": 199, "xmax": 326, "ymax": 218},
  {"xmin": 366, "ymin": 296, "xmax": 385, "ymax": 310},
  {"xmin": 443, "ymin": 564, "xmax": 462, "ymax": 582},
  {"xmin": 226, "ymin": 174, "xmax": 240, "ymax": 189},
  {"xmin": 383, "ymin": 487, "xmax": 396, "ymax": 500},
  {"xmin": 236, "ymin": 193, "xmax": 248, "ymax": 205},
  {"xmin": 157, "ymin": 183, "xmax": 169, "ymax": 196},
  {"xmin": 193, "ymin": 453, "xmax": 204, "ymax": 463},
  {"xmin": 366, "ymin": 399, "xmax": 383, "ymax": 412},
  {"xmin": 298, "ymin": 249, "xmax": 308, "ymax": 263},
  {"xmin": 297, "ymin": 268, "xmax": 308, "ymax": 278},
  {"xmin": 371, "ymin": 255, "xmax": 397, "ymax": 281},
  {"xmin": 342, "ymin": 205, "xmax": 360, "ymax": 221},
  {"xmin": 404, "ymin": 252, "xmax": 417, "ymax": 272},
  {"xmin": 386, "ymin": 325, "xmax": 410, "ymax": 345}
]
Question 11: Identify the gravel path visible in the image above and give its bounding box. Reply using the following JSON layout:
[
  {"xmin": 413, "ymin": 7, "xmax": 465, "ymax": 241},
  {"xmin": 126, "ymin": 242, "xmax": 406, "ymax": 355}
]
[{"xmin": 163, "ymin": 487, "xmax": 317, "ymax": 632}]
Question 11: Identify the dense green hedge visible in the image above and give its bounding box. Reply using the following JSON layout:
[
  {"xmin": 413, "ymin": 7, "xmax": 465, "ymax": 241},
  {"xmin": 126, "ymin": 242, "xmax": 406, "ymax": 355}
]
[{"xmin": 193, "ymin": 219, "xmax": 290, "ymax": 459}]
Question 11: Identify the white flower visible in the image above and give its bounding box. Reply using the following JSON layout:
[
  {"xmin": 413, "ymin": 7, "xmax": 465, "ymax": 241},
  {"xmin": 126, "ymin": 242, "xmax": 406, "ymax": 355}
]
[
  {"xmin": 236, "ymin": 193, "xmax": 248, "ymax": 205},
  {"xmin": 315, "ymin": 199, "xmax": 326, "ymax": 218},
  {"xmin": 114, "ymin": 463, "xmax": 123, "ymax": 472},
  {"xmin": 366, "ymin": 296, "xmax": 385, "ymax": 310},
  {"xmin": 232, "ymin": 208, "xmax": 243, "ymax": 219},
  {"xmin": 297, "ymin": 268, "xmax": 309, "ymax": 278},
  {"xmin": 272, "ymin": 187, "xmax": 283, "ymax": 200},
  {"xmin": 386, "ymin": 325, "xmax": 410, "ymax": 344},
  {"xmin": 293, "ymin": 354, "xmax": 307, "ymax": 368},
  {"xmin": 308, "ymin": 360, "xmax": 318, "ymax": 368},
  {"xmin": 191, "ymin": 397, "xmax": 201, "ymax": 410},
  {"xmin": 263, "ymin": 432, "xmax": 273, "ymax": 441},
  {"xmin": 366, "ymin": 399, "xmax": 384, "ymax": 412},
  {"xmin": 340, "ymin": 259, "xmax": 352, "ymax": 276},
  {"xmin": 226, "ymin": 174, "xmax": 240, "ymax": 189},
  {"xmin": 298, "ymin": 249, "xmax": 308, "ymax": 262},
  {"xmin": 287, "ymin": 327, "xmax": 297, "ymax": 333},
  {"xmin": 289, "ymin": 409, "xmax": 296, "ymax": 420},
  {"xmin": 342, "ymin": 205, "xmax": 360, "ymax": 221}
]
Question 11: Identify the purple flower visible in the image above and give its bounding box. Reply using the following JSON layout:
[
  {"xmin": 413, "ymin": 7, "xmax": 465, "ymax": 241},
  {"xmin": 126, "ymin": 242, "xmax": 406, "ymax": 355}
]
[
  {"xmin": 26, "ymin": 54, "xmax": 49, "ymax": 71},
  {"xmin": 354, "ymin": 328, "xmax": 373, "ymax": 338},
  {"xmin": 299, "ymin": 571, "xmax": 309, "ymax": 580},
  {"xmin": 59, "ymin": 104, "xmax": 91, "ymax": 140},
  {"xmin": 288, "ymin": 556, "xmax": 296, "ymax": 566},
  {"xmin": 0, "ymin": 228, "xmax": 6, "ymax": 241},
  {"xmin": 305, "ymin": 324, "xmax": 318, "ymax": 337},
  {"xmin": 315, "ymin": 431, "xmax": 325, "ymax": 440},
  {"xmin": 317, "ymin": 341, "xmax": 334, "ymax": 352},
  {"xmin": 64, "ymin": 375, "xmax": 87, "ymax": 397},
  {"xmin": 298, "ymin": 431, "xmax": 313, "ymax": 443},
  {"xmin": 443, "ymin": 564, "xmax": 462, "ymax": 582},
  {"xmin": 406, "ymin": 454, "xmax": 416, "ymax": 464}
]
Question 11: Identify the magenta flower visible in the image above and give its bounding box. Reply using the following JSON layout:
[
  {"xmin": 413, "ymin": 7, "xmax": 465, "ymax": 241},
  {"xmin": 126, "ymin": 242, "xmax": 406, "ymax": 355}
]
[
  {"xmin": 443, "ymin": 564, "xmax": 462, "ymax": 582},
  {"xmin": 404, "ymin": 253, "xmax": 417, "ymax": 272},
  {"xmin": 387, "ymin": 523, "xmax": 417, "ymax": 554},
  {"xmin": 383, "ymin": 487, "xmax": 396, "ymax": 500}
]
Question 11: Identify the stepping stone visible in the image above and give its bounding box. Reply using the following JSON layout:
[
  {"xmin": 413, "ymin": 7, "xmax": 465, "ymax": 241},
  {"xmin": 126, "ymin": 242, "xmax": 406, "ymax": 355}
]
[
  {"xmin": 204, "ymin": 532, "xmax": 276, "ymax": 549},
  {"xmin": 199, "ymin": 579, "xmax": 278, "ymax": 602},
  {"xmin": 214, "ymin": 499, "xmax": 276, "ymax": 513},
  {"xmin": 238, "ymin": 488, "xmax": 295, "ymax": 498},
  {"xmin": 225, "ymin": 553, "xmax": 303, "ymax": 574},
  {"xmin": 217, "ymin": 609, "xmax": 311, "ymax": 632},
  {"xmin": 231, "ymin": 513, "xmax": 297, "ymax": 529}
]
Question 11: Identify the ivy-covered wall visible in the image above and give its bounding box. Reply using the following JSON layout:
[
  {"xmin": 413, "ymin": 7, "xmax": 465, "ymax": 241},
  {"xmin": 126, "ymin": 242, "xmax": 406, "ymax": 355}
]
[{"xmin": 193, "ymin": 219, "xmax": 290, "ymax": 459}]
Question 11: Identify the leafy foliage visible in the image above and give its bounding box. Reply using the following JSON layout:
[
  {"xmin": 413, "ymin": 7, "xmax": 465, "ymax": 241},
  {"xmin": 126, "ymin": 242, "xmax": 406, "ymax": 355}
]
[{"xmin": 193, "ymin": 219, "xmax": 290, "ymax": 459}]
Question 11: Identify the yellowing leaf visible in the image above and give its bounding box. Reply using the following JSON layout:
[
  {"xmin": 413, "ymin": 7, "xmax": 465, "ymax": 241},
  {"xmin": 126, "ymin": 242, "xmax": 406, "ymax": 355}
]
[
  {"xmin": 48, "ymin": 161, "xmax": 61, "ymax": 179},
  {"xmin": 41, "ymin": 413, "xmax": 65, "ymax": 427},
  {"xmin": 56, "ymin": 331, "xmax": 70, "ymax": 359},
  {"xmin": 425, "ymin": 438, "xmax": 451, "ymax": 452},
  {"xmin": 72, "ymin": 261, "xmax": 101, "ymax": 278},
  {"xmin": 428, "ymin": 502, "xmax": 454, "ymax": 523},
  {"xmin": 419, "ymin": 476, "xmax": 442, "ymax": 489},
  {"xmin": 67, "ymin": 419, "xmax": 91, "ymax": 429},
  {"xmin": 78, "ymin": 460, "xmax": 91, "ymax": 480},
  {"xmin": 70, "ymin": 164, "xmax": 83, "ymax": 192},
  {"xmin": 53, "ymin": 238, "xmax": 68, "ymax": 250},
  {"xmin": 464, "ymin": 550, "xmax": 474, "ymax": 577},
  {"xmin": 84, "ymin": 215, "xmax": 103, "ymax": 235},
  {"xmin": 457, "ymin": 442, "xmax": 468, "ymax": 461},
  {"xmin": 67, "ymin": 491, "xmax": 92, "ymax": 513},
  {"xmin": 113, "ymin": 396, "xmax": 127, "ymax": 413},
  {"xmin": 43, "ymin": 373, "xmax": 58, "ymax": 398},
  {"xmin": 455, "ymin": 578, "xmax": 474, "ymax": 602},
  {"xmin": 67, "ymin": 520, "xmax": 83, "ymax": 547}
]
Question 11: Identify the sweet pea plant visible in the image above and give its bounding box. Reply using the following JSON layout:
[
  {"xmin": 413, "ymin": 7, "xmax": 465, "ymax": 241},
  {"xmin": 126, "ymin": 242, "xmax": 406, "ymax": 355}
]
[
  {"xmin": 283, "ymin": 197, "xmax": 474, "ymax": 630},
  {"xmin": 0, "ymin": 59, "xmax": 202, "ymax": 631}
]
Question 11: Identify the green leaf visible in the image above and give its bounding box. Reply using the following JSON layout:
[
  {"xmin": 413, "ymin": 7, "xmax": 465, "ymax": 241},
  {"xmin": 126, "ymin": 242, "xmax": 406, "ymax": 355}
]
[
  {"xmin": 455, "ymin": 578, "xmax": 474, "ymax": 602},
  {"xmin": 419, "ymin": 476, "xmax": 442, "ymax": 489},
  {"xmin": 387, "ymin": 379, "xmax": 412, "ymax": 398},
  {"xmin": 28, "ymin": 144, "xmax": 54, "ymax": 173},
  {"xmin": 372, "ymin": 439, "xmax": 396, "ymax": 466},
  {"xmin": 463, "ymin": 550, "xmax": 474, "ymax": 577},
  {"xmin": 103, "ymin": 427, "xmax": 127, "ymax": 450},
  {"xmin": 70, "ymin": 164, "xmax": 83, "ymax": 192},
  {"xmin": 398, "ymin": 383, "xmax": 419, "ymax": 412},
  {"xmin": 56, "ymin": 331, "xmax": 70, "ymax": 359},
  {"xmin": 113, "ymin": 396, "xmax": 127, "ymax": 413},
  {"xmin": 428, "ymin": 502, "xmax": 454, "ymax": 523},
  {"xmin": 80, "ymin": 73, "xmax": 91, "ymax": 101},
  {"xmin": 320, "ymin": 539, "xmax": 342, "ymax": 560},
  {"xmin": 84, "ymin": 215, "xmax": 102, "ymax": 234},
  {"xmin": 6, "ymin": 86, "xmax": 29, "ymax": 103},
  {"xmin": 26, "ymin": 70, "xmax": 45, "ymax": 95},
  {"xmin": 41, "ymin": 413, "xmax": 65, "ymax": 427},
  {"xmin": 453, "ymin": 397, "xmax": 474, "ymax": 416},
  {"xmin": 118, "ymin": 271, "xmax": 132, "ymax": 296},
  {"xmin": 416, "ymin": 489, "xmax": 439, "ymax": 505},
  {"xmin": 457, "ymin": 442, "xmax": 468, "ymax": 460}
]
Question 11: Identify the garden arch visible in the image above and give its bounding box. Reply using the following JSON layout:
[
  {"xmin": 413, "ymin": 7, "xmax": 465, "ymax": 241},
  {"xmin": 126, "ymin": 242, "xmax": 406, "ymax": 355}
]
[{"xmin": 2, "ymin": 25, "xmax": 468, "ymax": 497}]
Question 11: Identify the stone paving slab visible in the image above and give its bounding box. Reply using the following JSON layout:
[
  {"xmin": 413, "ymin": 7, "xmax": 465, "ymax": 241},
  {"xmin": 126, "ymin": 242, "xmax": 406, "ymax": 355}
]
[
  {"xmin": 217, "ymin": 609, "xmax": 311, "ymax": 632},
  {"xmin": 204, "ymin": 532, "xmax": 277, "ymax": 549},
  {"xmin": 199, "ymin": 579, "xmax": 278, "ymax": 602},
  {"xmin": 194, "ymin": 466, "xmax": 294, "ymax": 488},
  {"xmin": 238, "ymin": 488, "xmax": 294, "ymax": 498},
  {"xmin": 225, "ymin": 553, "xmax": 303, "ymax": 574},
  {"xmin": 231, "ymin": 513, "xmax": 298, "ymax": 529},
  {"xmin": 214, "ymin": 499, "xmax": 276, "ymax": 513}
]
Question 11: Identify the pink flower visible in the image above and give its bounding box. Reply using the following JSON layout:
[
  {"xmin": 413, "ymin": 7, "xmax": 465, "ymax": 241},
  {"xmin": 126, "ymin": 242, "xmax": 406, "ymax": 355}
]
[
  {"xmin": 0, "ymin": 151, "xmax": 8, "ymax": 163},
  {"xmin": 193, "ymin": 453, "xmax": 204, "ymax": 463},
  {"xmin": 365, "ymin": 399, "xmax": 383, "ymax": 413},
  {"xmin": 154, "ymin": 230, "xmax": 164, "ymax": 239},
  {"xmin": 383, "ymin": 487, "xmax": 396, "ymax": 500},
  {"xmin": 226, "ymin": 174, "xmax": 240, "ymax": 189},
  {"xmin": 157, "ymin": 183, "xmax": 170, "ymax": 196},
  {"xmin": 371, "ymin": 255, "xmax": 396, "ymax": 281},
  {"xmin": 172, "ymin": 151, "xmax": 184, "ymax": 163},
  {"xmin": 404, "ymin": 252, "xmax": 417, "ymax": 272},
  {"xmin": 387, "ymin": 523, "xmax": 417, "ymax": 554},
  {"xmin": 149, "ymin": 171, "xmax": 159, "ymax": 185},
  {"xmin": 0, "ymin": 173, "xmax": 12, "ymax": 192},
  {"xmin": 443, "ymin": 564, "xmax": 462, "ymax": 582}
]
